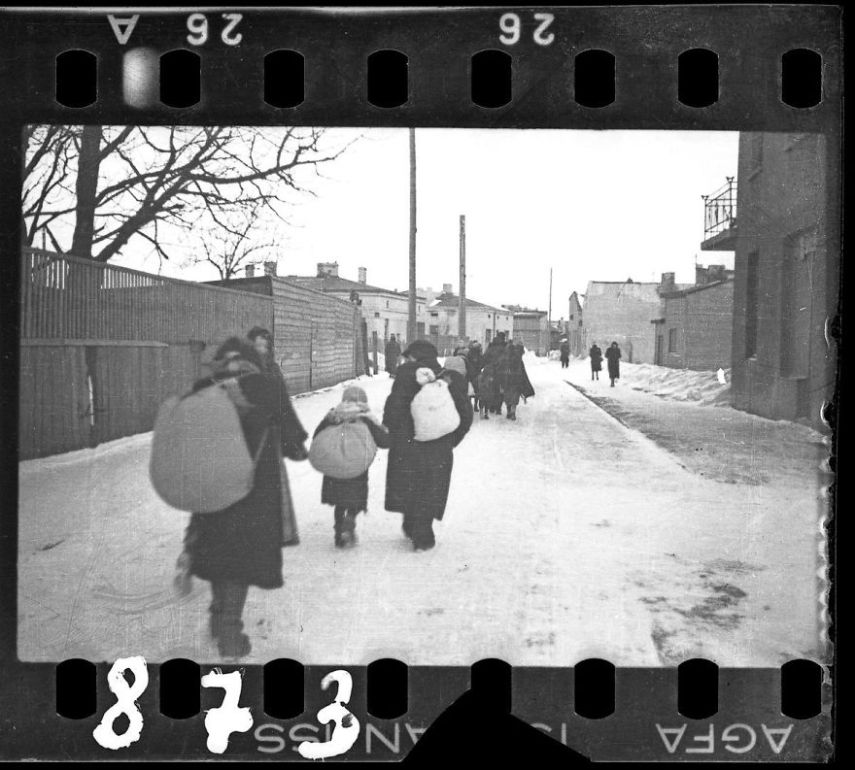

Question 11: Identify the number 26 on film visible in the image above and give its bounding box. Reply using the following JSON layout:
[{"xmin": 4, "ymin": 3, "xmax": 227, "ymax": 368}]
[{"xmin": 499, "ymin": 12, "xmax": 555, "ymax": 46}]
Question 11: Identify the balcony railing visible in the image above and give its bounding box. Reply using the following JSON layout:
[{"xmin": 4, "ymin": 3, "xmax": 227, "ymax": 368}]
[{"xmin": 702, "ymin": 177, "xmax": 737, "ymax": 238}]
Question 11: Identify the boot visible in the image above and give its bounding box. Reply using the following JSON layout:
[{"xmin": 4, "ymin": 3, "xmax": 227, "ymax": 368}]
[
  {"xmin": 507, "ymin": 405, "xmax": 517, "ymax": 421},
  {"xmin": 335, "ymin": 510, "xmax": 358, "ymax": 548}
]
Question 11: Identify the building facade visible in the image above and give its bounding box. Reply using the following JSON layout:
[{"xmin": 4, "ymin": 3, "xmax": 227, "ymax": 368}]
[
  {"xmin": 583, "ymin": 279, "xmax": 680, "ymax": 364},
  {"xmin": 702, "ymin": 133, "xmax": 838, "ymax": 425},
  {"xmin": 425, "ymin": 283, "xmax": 513, "ymax": 352},
  {"xmin": 653, "ymin": 265, "xmax": 734, "ymax": 371},
  {"xmin": 286, "ymin": 262, "xmax": 427, "ymax": 351},
  {"xmin": 506, "ymin": 308, "xmax": 549, "ymax": 355}
]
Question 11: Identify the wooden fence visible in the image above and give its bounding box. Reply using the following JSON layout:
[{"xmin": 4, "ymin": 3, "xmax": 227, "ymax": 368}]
[{"xmin": 20, "ymin": 249, "xmax": 362, "ymax": 459}]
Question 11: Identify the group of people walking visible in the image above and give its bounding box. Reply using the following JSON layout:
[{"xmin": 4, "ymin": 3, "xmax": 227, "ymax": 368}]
[
  {"xmin": 172, "ymin": 330, "xmax": 473, "ymax": 658},
  {"xmin": 589, "ymin": 341, "xmax": 622, "ymax": 386},
  {"xmin": 452, "ymin": 332, "xmax": 535, "ymax": 421}
]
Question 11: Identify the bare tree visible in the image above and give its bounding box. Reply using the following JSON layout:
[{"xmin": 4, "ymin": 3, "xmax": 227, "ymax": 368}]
[
  {"xmin": 197, "ymin": 205, "xmax": 275, "ymax": 280},
  {"xmin": 23, "ymin": 125, "xmax": 351, "ymax": 263}
]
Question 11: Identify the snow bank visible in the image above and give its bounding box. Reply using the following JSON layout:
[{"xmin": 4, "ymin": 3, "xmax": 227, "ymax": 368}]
[{"xmin": 621, "ymin": 363, "xmax": 731, "ymax": 406}]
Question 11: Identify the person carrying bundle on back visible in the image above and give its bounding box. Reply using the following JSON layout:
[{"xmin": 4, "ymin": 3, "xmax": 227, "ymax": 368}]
[
  {"xmin": 309, "ymin": 386, "xmax": 389, "ymax": 548},
  {"xmin": 151, "ymin": 337, "xmax": 309, "ymax": 659}
]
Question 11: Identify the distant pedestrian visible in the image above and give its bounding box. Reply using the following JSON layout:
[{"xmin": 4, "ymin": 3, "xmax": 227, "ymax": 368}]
[
  {"xmin": 589, "ymin": 342, "xmax": 603, "ymax": 381},
  {"xmin": 383, "ymin": 340, "xmax": 473, "ymax": 551},
  {"xmin": 605, "ymin": 341, "xmax": 621, "ymax": 387},
  {"xmin": 311, "ymin": 386, "xmax": 389, "ymax": 548},
  {"xmin": 466, "ymin": 341, "xmax": 484, "ymax": 409},
  {"xmin": 385, "ymin": 334, "xmax": 402, "ymax": 377},
  {"xmin": 182, "ymin": 338, "xmax": 303, "ymax": 658},
  {"xmin": 496, "ymin": 339, "xmax": 535, "ymax": 421},
  {"xmin": 559, "ymin": 338, "xmax": 570, "ymax": 368},
  {"xmin": 247, "ymin": 326, "xmax": 308, "ymax": 547}
]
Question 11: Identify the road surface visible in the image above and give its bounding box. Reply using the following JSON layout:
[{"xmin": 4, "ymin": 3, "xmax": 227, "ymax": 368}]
[{"xmin": 18, "ymin": 357, "xmax": 825, "ymax": 666}]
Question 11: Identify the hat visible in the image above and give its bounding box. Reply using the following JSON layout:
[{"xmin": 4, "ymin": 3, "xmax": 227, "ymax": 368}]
[
  {"xmin": 443, "ymin": 356, "xmax": 468, "ymax": 378},
  {"xmin": 210, "ymin": 337, "xmax": 263, "ymax": 372},
  {"xmin": 341, "ymin": 385, "xmax": 368, "ymax": 404},
  {"xmin": 247, "ymin": 326, "xmax": 273, "ymax": 343},
  {"xmin": 403, "ymin": 339, "xmax": 439, "ymax": 362}
]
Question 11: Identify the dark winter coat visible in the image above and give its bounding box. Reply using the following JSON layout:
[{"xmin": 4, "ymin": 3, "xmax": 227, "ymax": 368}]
[
  {"xmin": 383, "ymin": 359, "xmax": 473, "ymax": 521},
  {"xmin": 589, "ymin": 345, "xmax": 603, "ymax": 372},
  {"xmin": 465, "ymin": 346, "xmax": 483, "ymax": 391},
  {"xmin": 385, "ymin": 339, "xmax": 402, "ymax": 374},
  {"xmin": 605, "ymin": 345, "xmax": 621, "ymax": 379},
  {"xmin": 496, "ymin": 344, "xmax": 535, "ymax": 407},
  {"xmin": 483, "ymin": 338, "xmax": 507, "ymax": 368},
  {"xmin": 559, "ymin": 341, "xmax": 570, "ymax": 360},
  {"xmin": 184, "ymin": 367, "xmax": 304, "ymax": 589},
  {"xmin": 313, "ymin": 412, "xmax": 389, "ymax": 512}
]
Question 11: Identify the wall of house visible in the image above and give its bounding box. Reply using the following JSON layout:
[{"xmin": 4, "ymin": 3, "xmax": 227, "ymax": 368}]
[
  {"xmin": 729, "ymin": 132, "xmax": 835, "ymax": 424},
  {"xmin": 512, "ymin": 315, "xmax": 549, "ymax": 355},
  {"xmin": 583, "ymin": 282, "xmax": 660, "ymax": 364},
  {"xmin": 659, "ymin": 281, "xmax": 733, "ymax": 371}
]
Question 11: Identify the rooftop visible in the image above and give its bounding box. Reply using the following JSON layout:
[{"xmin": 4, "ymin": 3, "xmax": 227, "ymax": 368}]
[
  {"xmin": 430, "ymin": 292, "xmax": 508, "ymax": 314},
  {"xmin": 286, "ymin": 273, "xmax": 402, "ymax": 296}
]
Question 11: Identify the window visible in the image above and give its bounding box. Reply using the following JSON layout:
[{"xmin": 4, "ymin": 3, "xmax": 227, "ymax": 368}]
[
  {"xmin": 570, "ymin": 314, "xmax": 574, "ymax": 320},
  {"xmin": 374, "ymin": 312, "xmax": 380, "ymax": 318},
  {"xmin": 745, "ymin": 250, "xmax": 759, "ymax": 358},
  {"xmin": 578, "ymin": 320, "xmax": 583, "ymax": 328},
  {"xmin": 668, "ymin": 328, "xmax": 677, "ymax": 353},
  {"xmin": 386, "ymin": 300, "xmax": 390, "ymax": 308},
  {"xmin": 429, "ymin": 325, "xmax": 439, "ymax": 336}
]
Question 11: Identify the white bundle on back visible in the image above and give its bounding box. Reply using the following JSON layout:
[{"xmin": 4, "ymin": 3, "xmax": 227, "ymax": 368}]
[
  {"xmin": 411, "ymin": 367, "xmax": 461, "ymax": 442},
  {"xmin": 150, "ymin": 379, "xmax": 263, "ymax": 513}
]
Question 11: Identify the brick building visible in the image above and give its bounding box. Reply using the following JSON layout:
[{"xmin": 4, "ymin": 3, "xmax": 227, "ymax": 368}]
[
  {"xmin": 652, "ymin": 265, "xmax": 734, "ymax": 370},
  {"xmin": 701, "ymin": 133, "xmax": 839, "ymax": 425},
  {"xmin": 583, "ymin": 279, "xmax": 689, "ymax": 364}
]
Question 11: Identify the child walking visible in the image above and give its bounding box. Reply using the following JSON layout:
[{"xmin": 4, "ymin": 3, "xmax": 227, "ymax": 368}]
[{"xmin": 312, "ymin": 386, "xmax": 389, "ymax": 548}]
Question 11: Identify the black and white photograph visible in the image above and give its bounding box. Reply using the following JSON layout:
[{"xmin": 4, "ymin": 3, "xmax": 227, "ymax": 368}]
[{"xmin": 17, "ymin": 124, "xmax": 833, "ymax": 668}]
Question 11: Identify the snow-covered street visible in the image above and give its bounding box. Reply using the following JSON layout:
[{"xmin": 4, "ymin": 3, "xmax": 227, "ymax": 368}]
[{"xmin": 17, "ymin": 357, "xmax": 827, "ymax": 667}]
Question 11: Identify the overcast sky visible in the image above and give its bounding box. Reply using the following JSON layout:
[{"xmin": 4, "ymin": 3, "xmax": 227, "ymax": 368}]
[{"xmin": 111, "ymin": 128, "xmax": 738, "ymax": 313}]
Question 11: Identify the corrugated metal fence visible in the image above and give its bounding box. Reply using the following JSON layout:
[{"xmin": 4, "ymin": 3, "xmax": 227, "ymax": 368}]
[{"xmin": 20, "ymin": 249, "xmax": 362, "ymax": 459}]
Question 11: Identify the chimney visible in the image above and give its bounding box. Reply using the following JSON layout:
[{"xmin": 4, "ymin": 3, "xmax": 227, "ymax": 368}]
[
  {"xmin": 660, "ymin": 272, "xmax": 675, "ymax": 293},
  {"xmin": 695, "ymin": 265, "xmax": 709, "ymax": 286},
  {"xmin": 263, "ymin": 260, "xmax": 277, "ymax": 277},
  {"xmin": 245, "ymin": 264, "xmax": 255, "ymax": 278},
  {"xmin": 358, "ymin": 267, "xmax": 367, "ymax": 285},
  {"xmin": 442, "ymin": 282, "xmax": 453, "ymax": 294},
  {"xmin": 317, "ymin": 261, "xmax": 339, "ymax": 277}
]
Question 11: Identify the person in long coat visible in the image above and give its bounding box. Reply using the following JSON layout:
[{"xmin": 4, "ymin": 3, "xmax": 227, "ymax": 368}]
[
  {"xmin": 495, "ymin": 340, "xmax": 535, "ymax": 420},
  {"xmin": 385, "ymin": 335, "xmax": 402, "ymax": 377},
  {"xmin": 559, "ymin": 338, "xmax": 571, "ymax": 368},
  {"xmin": 312, "ymin": 386, "xmax": 389, "ymax": 548},
  {"xmin": 183, "ymin": 338, "xmax": 304, "ymax": 659},
  {"xmin": 589, "ymin": 343, "xmax": 603, "ymax": 380},
  {"xmin": 482, "ymin": 332, "xmax": 508, "ymax": 414},
  {"xmin": 248, "ymin": 326, "xmax": 308, "ymax": 546},
  {"xmin": 383, "ymin": 340, "xmax": 473, "ymax": 551},
  {"xmin": 605, "ymin": 341, "xmax": 621, "ymax": 387}
]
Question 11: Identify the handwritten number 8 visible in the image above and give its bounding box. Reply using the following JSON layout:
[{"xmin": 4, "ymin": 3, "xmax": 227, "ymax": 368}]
[{"xmin": 499, "ymin": 12, "xmax": 555, "ymax": 46}]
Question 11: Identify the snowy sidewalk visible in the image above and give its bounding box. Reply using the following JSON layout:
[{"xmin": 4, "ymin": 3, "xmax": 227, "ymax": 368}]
[{"xmin": 17, "ymin": 360, "xmax": 827, "ymax": 666}]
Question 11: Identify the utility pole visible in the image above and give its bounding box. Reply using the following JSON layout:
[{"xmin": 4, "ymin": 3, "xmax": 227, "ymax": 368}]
[
  {"xmin": 458, "ymin": 214, "xmax": 466, "ymax": 340},
  {"xmin": 407, "ymin": 128, "xmax": 417, "ymax": 345}
]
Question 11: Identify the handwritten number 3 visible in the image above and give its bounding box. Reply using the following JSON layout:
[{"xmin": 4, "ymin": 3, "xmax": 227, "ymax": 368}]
[
  {"xmin": 499, "ymin": 12, "xmax": 555, "ymax": 46},
  {"xmin": 298, "ymin": 670, "xmax": 361, "ymax": 760}
]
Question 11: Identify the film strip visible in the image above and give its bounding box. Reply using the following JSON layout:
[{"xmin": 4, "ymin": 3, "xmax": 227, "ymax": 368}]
[{"xmin": 0, "ymin": 5, "xmax": 840, "ymax": 764}]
